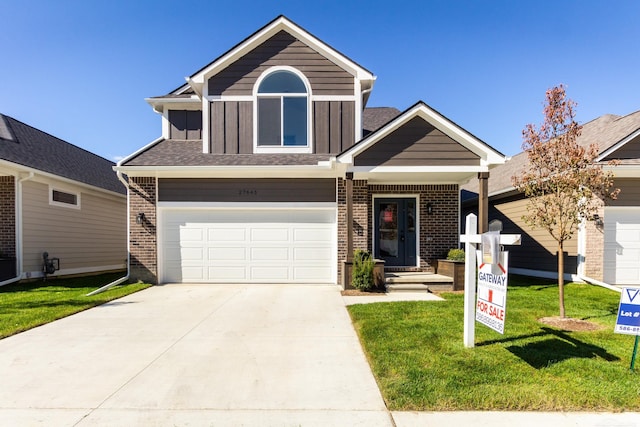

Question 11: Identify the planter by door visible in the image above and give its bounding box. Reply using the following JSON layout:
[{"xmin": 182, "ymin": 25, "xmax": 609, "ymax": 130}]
[
  {"xmin": 342, "ymin": 259, "xmax": 386, "ymax": 290},
  {"xmin": 436, "ymin": 259, "xmax": 465, "ymax": 291}
]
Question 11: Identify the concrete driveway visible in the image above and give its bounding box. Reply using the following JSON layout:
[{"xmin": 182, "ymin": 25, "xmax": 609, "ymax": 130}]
[{"xmin": 0, "ymin": 284, "xmax": 391, "ymax": 426}]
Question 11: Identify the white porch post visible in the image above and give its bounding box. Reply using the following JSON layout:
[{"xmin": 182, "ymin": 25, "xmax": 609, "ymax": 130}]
[{"xmin": 463, "ymin": 214, "xmax": 478, "ymax": 348}]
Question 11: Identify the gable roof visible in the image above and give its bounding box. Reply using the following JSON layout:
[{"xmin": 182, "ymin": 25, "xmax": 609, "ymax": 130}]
[
  {"xmin": 462, "ymin": 109, "xmax": 640, "ymax": 196},
  {"xmin": 0, "ymin": 114, "xmax": 125, "ymax": 195},
  {"xmin": 171, "ymin": 15, "xmax": 376, "ymax": 100},
  {"xmin": 338, "ymin": 101, "xmax": 506, "ymax": 166}
]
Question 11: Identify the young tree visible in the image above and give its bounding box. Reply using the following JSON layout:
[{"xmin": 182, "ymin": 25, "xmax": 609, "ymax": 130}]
[{"xmin": 512, "ymin": 85, "xmax": 619, "ymax": 318}]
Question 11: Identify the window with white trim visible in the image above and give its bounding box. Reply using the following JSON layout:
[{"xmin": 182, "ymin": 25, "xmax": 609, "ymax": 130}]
[
  {"xmin": 256, "ymin": 70, "xmax": 309, "ymax": 149},
  {"xmin": 49, "ymin": 187, "xmax": 80, "ymax": 209}
]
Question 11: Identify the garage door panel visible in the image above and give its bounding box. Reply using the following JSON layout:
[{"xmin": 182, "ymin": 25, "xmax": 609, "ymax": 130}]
[
  {"xmin": 251, "ymin": 247, "xmax": 289, "ymax": 261},
  {"xmin": 604, "ymin": 208, "xmax": 640, "ymax": 285},
  {"xmin": 209, "ymin": 247, "xmax": 246, "ymax": 261},
  {"xmin": 161, "ymin": 208, "xmax": 336, "ymax": 284},
  {"xmin": 208, "ymin": 228, "xmax": 247, "ymax": 242}
]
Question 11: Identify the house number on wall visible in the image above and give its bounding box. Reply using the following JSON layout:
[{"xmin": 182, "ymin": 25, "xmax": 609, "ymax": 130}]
[{"xmin": 238, "ymin": 189, "xmax": 258, "ymax": 196}]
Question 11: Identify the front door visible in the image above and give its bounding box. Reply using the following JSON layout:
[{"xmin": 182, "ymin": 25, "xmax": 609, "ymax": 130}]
[{"xmin": 374, "ymin": 198, "xmax": 417, "ymax": 267}]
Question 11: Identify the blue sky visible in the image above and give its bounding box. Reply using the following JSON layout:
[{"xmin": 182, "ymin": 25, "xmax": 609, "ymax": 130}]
[{"xmin": 1, "ymin": 0, "xmax": 639, "ymax": 162}]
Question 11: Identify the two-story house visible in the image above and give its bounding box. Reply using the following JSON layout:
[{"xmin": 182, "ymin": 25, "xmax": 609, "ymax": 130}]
[{"xmin": 115, "ymin": 16, "xmax": 506, "ymax": 286}]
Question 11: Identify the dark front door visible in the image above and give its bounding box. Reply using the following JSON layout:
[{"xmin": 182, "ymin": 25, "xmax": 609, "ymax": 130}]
[{"xmin": 374, "ymin": 198, "xmax": 417, "ymax": 267}]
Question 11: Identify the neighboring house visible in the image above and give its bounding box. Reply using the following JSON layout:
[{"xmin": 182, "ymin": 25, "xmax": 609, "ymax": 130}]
[
  {"xmin": 115, "ymin": 16, "xmax": 506, "ymax": 286},
  {"xmin": 0, "ymin": 113, "xmax": 127, "ymax": 283},
  {"xmin": 462, "ymin": 110, "xmax": 640, "ymax": 285}
]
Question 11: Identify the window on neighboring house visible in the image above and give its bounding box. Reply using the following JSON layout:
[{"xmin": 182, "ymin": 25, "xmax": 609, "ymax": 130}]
[
  {"xmin": 50, "ymin": 188, "xmax": 80, "ymax": 209},
  {"xmin": 257, "ymin": 70, "xmax": 309, "ymax": 149}
]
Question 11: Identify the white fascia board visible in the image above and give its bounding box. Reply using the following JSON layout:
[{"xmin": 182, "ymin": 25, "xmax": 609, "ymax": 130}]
[
  {"xmin": 349, "ymin": 165, "xmax": 488, "ymax": 174},
  {"xmin": 191, "ymin": 17, "xmax": 374, "ymax": 85},
  {"xmin": 597, "ymin": 127, "xmax": 640, "ymax": 162},
  {"xmin": 116, "ymin": 136, "xmax": 165, "ymax": 167},
  {"xmin": 145, "ymin": 96, "xmax": 201, "ymax": 113},
  {"xmin": 113, "ymin": 164, "xmax": 340, "ymax": 179},
  {"xmin": 0, "ymin": 159, "xmax": 125, "ymax": 199}
]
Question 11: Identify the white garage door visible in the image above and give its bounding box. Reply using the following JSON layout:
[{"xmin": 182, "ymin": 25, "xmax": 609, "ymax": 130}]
[
  {"xmin": 604, "ymin": 208, "xmax": 640, "ymax": 285},
  {"xmin": 160, "ymin": 208, "xmax": 336, "ymax": 284}
]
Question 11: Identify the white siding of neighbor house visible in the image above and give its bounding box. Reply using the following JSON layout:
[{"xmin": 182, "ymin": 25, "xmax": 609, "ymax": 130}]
[{"xmin": 21, "ymin": 179, "xmax": 126, "ymax": 276}]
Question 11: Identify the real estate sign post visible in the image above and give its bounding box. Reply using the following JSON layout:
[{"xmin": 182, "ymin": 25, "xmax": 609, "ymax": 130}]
[{"xmin": 614, "ymin": 287, "xmax": 640, "ymax": 370}]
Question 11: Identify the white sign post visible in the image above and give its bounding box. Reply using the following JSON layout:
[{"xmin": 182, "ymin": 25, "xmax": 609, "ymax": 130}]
[
  {"xmin": 476, "ymin": 252, "xmax": 509, "ymax": 334},
  {"xmin": 460, "ymin": 213, "xmax": 521, "ymax": 348}
]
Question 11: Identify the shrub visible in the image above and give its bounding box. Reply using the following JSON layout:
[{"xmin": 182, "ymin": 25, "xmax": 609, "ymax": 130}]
[
  {"xmin": 352, "ymin": 250, "xmax": 375, "ymax": 291},
  {"xmin": 446, "ymin": 248, "xmax": 465, "ymax": 262}
]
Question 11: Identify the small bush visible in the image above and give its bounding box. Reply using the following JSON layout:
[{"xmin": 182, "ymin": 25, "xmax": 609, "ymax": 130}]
[
  {"xmin": 446, "ymin": 248, "xmax": 465, "ymax": 262},
  {"xmin": 352, "ymin": 250, "xmax": 375, "ymax": 291}
]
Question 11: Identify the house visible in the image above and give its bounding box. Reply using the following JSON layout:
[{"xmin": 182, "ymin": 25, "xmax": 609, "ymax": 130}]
[
  {"xmin": 462, "ymin": 110, "xmax": 640, "ymax": 285},
  {"xmin": 115, "ymin": 16, "xmax": 507, "ymax": 286},
  {"xmin": 0, "ymin": 113, "xmax": 127, "ymax": 283}
]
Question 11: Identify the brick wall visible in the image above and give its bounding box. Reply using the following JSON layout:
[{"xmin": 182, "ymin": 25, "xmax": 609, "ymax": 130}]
[
  {"xmin": 337, "ymin": 180, "xmax": 459, "ymax": 280},
  {"xmin": 0, "ymin": 176, "xmax": 16, "ymax": 258},
  {"xmin": 584, "ymin": 204, "xmax": 605, "ymax": 281},
  {"xmin": 129, "ymin": 177, "xmax": 157, "ymax": 284}
]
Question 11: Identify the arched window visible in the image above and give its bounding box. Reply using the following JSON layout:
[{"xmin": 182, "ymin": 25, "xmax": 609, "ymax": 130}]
[{"xmin": 257, "ymin": 70, "xmax": 308, "ymax": 148}]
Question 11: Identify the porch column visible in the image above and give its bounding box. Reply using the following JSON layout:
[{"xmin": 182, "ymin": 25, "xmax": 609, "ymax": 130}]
[
  {"xmin": 346, "ymin": 172, "xmax": 354, "ymax": 261},
  {"xmin": 478, "ymin": 172, "xmax": 489, "ymax": 233}
]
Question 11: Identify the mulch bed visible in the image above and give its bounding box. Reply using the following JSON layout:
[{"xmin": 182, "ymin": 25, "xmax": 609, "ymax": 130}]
[{"xmin": 538, "ymin": 316, "xmax": 604, "ymax": 332}]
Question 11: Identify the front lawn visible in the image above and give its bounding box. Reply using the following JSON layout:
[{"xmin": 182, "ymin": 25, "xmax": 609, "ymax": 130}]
[
  {"xmin": 0, "ymin": 272, "xmax": 150, "ymax": 339},
  {"xmin": 348, "ymin": 276, "xmax": 640, "ymax": 411}
]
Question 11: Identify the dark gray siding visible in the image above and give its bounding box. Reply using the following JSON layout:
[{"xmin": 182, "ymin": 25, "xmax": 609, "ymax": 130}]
[
  {"xmin": 169, "ymin": 110, "xmax": 202, "ymax": 140},
  {"xmin": 208, "ymin": 31, "xmax": 354, "ymax": 96},
  {"xmin": 314, "ymin": 101, "xmax": 355, "ymax": 154},
  {"xmin": 210, "ymin": 101, "xmax": 253, "ymax": 154},
  {"xmin": 158, "ymin": 178, "xmax": 336, "ymax": 203},
  {"xmin": 603, "ymin": 134, "xmax": 640, "ymax": 161},
  {"xmin": 608, "ymin": 178, "xmax": 640, "ymax": 207},
  {"xmin": 354, "ymin": 117, "xmax": 480, "ymax": 167}
]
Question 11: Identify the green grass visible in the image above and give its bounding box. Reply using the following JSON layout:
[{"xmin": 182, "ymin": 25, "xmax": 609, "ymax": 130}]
[
  {"xmin": 0, "ymin": 272, "xmax": 151, "ymax": 339},
  {"xmin": 348, "ymin": 275, "xmax": 640, "ymax": 411}
]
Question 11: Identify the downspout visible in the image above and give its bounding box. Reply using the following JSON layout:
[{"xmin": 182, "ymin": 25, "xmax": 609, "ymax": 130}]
[
  {"xmin": 0, "ymin": 172, "xmax": 34, "ymax": 287},
  {"xmin": 86, "ymin": 170, "xmax": 130, "ymax": 296}
]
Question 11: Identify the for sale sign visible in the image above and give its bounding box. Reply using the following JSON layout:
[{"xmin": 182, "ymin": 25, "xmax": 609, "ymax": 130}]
[
  {"xmin": 476, "ymin": 251, "xmax": 509, "ymax": 334},
  {"xmin": 615, "ymin": 287, "xmax": 640, "ymax": 335}
]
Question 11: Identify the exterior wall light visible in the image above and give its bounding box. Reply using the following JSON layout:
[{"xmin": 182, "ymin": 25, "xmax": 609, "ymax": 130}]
[
  {"xmin": 426, "ymin": 203, "xmax": 433, "ymax": 215},
  {"xmin": 136, "ymin": 212, "xmax": 146, "ymax": 225},
  {"xmin": 592, "ymin": 214, "xmax": 603, "ymax": 227}
]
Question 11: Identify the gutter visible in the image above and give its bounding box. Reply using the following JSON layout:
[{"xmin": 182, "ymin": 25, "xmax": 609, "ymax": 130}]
[
  {"xmin": 86, "ymin": 170, "xmax": 131, "ymax": 296},
  {"xmin": 578, "ymin": 275, "xmax": 622, "ymax": 293}
]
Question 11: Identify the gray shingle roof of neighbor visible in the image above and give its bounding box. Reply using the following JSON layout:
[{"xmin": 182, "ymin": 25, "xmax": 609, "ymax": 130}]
[
  {"xmin": 0, "ymin": 114, "xmax": 125, "ymax": 195},
  {"xmin": 122, "ymin": 107, "xmax": 403, "ymax": 167},
  {"xmin": 462, "ymin": 109, "xmax": 640, "ymax": 196}
]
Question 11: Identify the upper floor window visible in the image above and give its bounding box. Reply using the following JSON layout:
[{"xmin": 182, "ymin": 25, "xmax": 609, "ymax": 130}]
[
  {"xmin": 49, "ymin": 187, "xmax": 80, "ymax": 209},
  {"xmin": 256, "ymin": 70, "xmax": 309, "ymax": 150}
]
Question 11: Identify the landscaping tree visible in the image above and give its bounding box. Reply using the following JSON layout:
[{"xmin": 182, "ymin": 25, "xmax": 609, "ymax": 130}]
[{"xmin": 512, "ymin": 85, "xmax": 619, "ymax": 318}]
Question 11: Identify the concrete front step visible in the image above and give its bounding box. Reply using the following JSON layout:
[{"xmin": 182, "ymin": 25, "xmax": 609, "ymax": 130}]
[{"xmin": 384, "ymin": 272, "xmax": 454, "ymax": 293}]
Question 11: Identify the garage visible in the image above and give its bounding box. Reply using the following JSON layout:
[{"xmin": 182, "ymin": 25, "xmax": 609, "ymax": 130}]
[
  {"xmin": 604, "ymin": 207, "xmax": 640, "ymax": 285},
  {"xmin": 159, "ymin": 208, "xmax": 336, "ymax": 284}
]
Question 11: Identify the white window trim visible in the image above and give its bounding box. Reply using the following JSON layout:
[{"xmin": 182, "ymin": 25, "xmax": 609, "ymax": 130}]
[
  {"xmin": 49, "ymin": 186, "xmax": 81, "ymax": 209},
  {"xmin": 253, "ymin": 66, "xmax": 313, "ymax": 154}
]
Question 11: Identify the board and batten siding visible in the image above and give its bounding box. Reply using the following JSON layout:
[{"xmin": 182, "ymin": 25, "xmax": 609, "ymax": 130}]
[
  {"xmin": 477, "ymin": 195, "xmax": 578, "ymax": 274},
  {"xmin": 314, "ymin": 101, "xmax": 355, "ymax": 153},
  {"xmin": 354, "ymin": 117, "xmax": 481, "ymax": 167},
  {"xmin": 21, "ymin": 180, "xmax": 126, "ymax": 275},
  {"xmin": 210, "ymin": 101, "xmax": 253, "ymax": 154},
  {"xmin": 208, "ymin": 31, "xmax": 354, "ymax": 97}
]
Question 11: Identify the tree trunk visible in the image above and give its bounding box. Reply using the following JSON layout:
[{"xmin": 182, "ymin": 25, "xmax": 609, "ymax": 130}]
[{"xmin": 558, "ymin": 241, "xmax": 566, "ymax": 318}]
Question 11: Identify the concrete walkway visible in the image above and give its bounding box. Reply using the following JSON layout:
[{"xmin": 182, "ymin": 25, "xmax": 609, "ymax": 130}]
[{"xmin": 1, "ymin": 284, "xmax": 637, "ymax": 426}]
